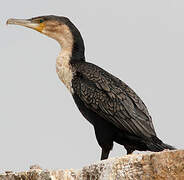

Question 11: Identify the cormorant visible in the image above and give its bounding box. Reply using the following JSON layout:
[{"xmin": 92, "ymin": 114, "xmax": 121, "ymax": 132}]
[{"xmin": 7, "ymin": 16, "xmax": 175, "ymax": 160}]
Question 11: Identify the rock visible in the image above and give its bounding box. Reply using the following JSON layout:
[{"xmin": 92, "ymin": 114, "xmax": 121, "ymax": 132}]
[{"xmin": 0, "ymin": 150, "xmax": 183, "ymax": 180}]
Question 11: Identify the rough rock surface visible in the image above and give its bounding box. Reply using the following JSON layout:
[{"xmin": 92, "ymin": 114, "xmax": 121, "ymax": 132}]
[{"xmin": 0, "ymin": 150, "xmax": 184, "ymax": 180}]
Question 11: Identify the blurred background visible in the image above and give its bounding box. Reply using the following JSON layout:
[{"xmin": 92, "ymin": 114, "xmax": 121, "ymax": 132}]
[{"xmin": 0, "ymin": 0, "xmax": 183, "ymax": 172}]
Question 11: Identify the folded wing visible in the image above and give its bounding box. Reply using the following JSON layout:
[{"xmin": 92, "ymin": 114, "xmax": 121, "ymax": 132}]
[{"xmin": 72, "ymin": 62, "xmax": 156, "ymax": 138}]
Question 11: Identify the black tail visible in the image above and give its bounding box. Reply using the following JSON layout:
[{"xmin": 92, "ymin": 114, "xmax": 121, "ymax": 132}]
[{"xmin": 146, "ymin": 136, "xmax": 176, "ymax": 152}]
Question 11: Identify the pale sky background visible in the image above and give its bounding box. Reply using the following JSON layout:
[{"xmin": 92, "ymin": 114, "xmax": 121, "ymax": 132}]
[{"xmin": 0, "ymin": 0, "xmax": 183, "ymax": 172}]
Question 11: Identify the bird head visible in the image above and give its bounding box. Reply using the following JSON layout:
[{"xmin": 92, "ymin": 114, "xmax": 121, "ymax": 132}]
[
  {"xmin": 7, "ymin": 16, "xmax": 73, "ymax": 48},
  {"xmin": 7, "ymin": 15, "xmax": 85, "ymax": 60}
]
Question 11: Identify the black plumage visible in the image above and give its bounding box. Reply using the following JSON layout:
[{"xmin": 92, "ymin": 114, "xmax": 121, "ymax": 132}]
[
  {"xmin": 71, "ymin": 62, "xmax": 175, "ymax": 159},
  {"xmin": 7, "ymin": 15, "xmax": 176, "ymax": 160}
]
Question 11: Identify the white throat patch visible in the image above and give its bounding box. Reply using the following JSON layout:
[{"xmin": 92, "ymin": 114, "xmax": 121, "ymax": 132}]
[{"xmin": 56, "ymin": 50, "xmax": 74, "ymax": 94}]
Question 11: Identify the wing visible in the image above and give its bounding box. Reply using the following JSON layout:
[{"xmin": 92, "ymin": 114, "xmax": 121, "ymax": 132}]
[{"xmin": 72, "ymin": 62, "xmax": 156, "ymax": 138}]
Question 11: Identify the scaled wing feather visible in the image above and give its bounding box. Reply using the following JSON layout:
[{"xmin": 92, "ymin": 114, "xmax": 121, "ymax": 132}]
[{"xmin": 72, "ymin": 62, "xmax": 156, "ymax": 138}]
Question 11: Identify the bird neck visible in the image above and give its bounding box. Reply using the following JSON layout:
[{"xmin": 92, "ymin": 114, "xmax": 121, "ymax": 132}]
[
  {"xmin": 56, "ymin": 35, "xmax": 85, "ymax": 93},
  {"xmin": 57, "ymin": 34, "xmax": 85, "ymax": 64},
  {"xmin": 65, "ymin": 21, "xmax": 86, "ymax": 63},
  {"xmin": 55, "ymin": 22, "xmax": 85, "ymax": 64},
  {"xmin": 56, "ymin": 49, "xmax": 74, "ymax": 94},
  {"xmin": 70, "ymin": 35, "xmax": 85, "ymax": 63}
]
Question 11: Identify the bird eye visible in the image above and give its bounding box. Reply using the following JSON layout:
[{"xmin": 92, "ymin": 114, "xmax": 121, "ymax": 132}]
[{"xmin": 39, "ymin": 19, "xmax": 44, "ymax": 23}]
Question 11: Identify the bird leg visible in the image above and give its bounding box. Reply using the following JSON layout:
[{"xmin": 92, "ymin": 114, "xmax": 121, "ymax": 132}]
[
  {"xmin": 101, "ymin": 148, "xmax": 110, "ymax": 160},
  {"xmin": 124, "ymin": 145, "xmax": 134, "ymax": 155}
]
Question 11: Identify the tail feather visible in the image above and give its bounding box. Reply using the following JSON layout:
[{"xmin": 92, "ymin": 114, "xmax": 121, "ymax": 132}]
[{"xmin": 146, "ymin": 136, "xmax": 176, "ymax": 152}]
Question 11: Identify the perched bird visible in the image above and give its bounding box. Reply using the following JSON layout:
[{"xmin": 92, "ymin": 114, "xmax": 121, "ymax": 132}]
[{"xmin": 7, "ymin": 16, "xmax": 175, "ymax": 160}]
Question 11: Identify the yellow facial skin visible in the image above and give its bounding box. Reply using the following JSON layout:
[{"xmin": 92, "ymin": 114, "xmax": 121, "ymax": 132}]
[
  {"xmin": 34, "ymin": 22, "xmax": 45, "ymax": 33},
  {"xmin": 6, "ymin": 18, "xmax": 45, "ymax": 33}
]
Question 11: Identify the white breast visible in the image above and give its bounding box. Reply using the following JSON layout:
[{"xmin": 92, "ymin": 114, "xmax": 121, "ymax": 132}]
[{"xmin": 56, "ymin": 51, "xmax": 74, "ymax": 94}]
